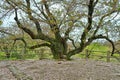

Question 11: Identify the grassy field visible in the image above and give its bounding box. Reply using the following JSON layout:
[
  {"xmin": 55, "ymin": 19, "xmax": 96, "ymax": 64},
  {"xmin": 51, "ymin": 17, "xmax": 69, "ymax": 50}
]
[
  {"xmin": 0, "ymin": 43, "xmax": 120, "ymax": 62},
  {"xmin": 73, "ymin": 43, "xmax": 120, "ymax": 62}
]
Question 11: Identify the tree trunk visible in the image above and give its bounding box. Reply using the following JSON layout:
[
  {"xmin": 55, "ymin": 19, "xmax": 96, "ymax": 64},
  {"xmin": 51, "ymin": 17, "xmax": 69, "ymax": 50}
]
[{"xmin": 50, "ymin": 39, "xmax": 67, "ymax": 59}]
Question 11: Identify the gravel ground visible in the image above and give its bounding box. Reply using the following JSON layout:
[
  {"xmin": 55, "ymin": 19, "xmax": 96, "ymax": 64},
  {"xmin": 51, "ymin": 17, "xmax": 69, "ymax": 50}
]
[{"xmin": 0, "ymin": 59, "xmax": 120, "ymax": 80}]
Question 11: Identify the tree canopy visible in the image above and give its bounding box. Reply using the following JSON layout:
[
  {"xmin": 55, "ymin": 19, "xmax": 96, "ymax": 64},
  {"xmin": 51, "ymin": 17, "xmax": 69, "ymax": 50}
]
[{"xmin": 0, "ymin": 0, "xmax": 120, "ymax": 59}]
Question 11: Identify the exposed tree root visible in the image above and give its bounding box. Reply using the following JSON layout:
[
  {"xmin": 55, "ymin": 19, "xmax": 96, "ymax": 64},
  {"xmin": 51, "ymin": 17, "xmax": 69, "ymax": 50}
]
[{"xmin": 8, "ymin": 65, "xmax": 33, "ymax": 80}]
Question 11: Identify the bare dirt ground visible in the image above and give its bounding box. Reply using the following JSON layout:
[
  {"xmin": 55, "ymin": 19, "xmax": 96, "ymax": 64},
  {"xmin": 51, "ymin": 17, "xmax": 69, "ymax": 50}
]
[{"xmin": 0, "ymin": 59, "xmax": 120, "ymax": 80}]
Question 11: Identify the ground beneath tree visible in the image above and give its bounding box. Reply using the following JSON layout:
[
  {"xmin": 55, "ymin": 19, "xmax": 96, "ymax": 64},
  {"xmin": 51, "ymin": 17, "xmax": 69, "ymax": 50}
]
[{"xmin": 0, "ymin": 59, "xmax": 120, "ymax": 80}]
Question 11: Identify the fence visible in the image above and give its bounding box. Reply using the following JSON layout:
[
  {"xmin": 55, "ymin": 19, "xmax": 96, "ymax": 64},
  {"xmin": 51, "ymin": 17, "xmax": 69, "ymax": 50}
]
[
  {"xmin": 0, "ymin": 48, "xmax": 50, "ymax": 60},
  {"xmin": 0, "ymin": 49, "xmax": 120, "ymax": 62},
  {"xmin": 84, "ymin": 49, "xmax": 120, "ymax": 62}
]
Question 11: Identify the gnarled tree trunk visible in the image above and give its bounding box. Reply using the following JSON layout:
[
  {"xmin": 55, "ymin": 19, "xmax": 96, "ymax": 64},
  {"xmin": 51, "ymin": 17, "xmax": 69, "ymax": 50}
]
[{"xmin": 50, "ymin": 38, "xmax": 68, "ymax": 59}]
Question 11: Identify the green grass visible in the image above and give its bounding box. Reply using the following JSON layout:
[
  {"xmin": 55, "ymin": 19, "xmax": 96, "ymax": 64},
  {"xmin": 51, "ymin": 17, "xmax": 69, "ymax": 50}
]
[
  {"xmin": 0, "ymin": 49, "xmax": 53, "ymax": 60},
  {"xmin": 0, "ymin": 42, "xmax": 120, "ymax": 62},
  {"xmin": 86, "ymin": 42, "xmax": 109, "ymax": 51},
  {"xmin": 0, "ymin": 52, "xmax": 7, "ymax": 60},
  {"xmin": 72, "ymin": 42, "xmax": 120, "ymax": 62}
]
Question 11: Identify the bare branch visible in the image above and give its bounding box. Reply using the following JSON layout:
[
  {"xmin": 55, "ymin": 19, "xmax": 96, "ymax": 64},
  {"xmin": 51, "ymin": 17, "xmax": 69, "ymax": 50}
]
[
  {"xmin": 86, "ymin": 35, "xmax": 115, "ymax": 56},
  {"xmin": 42, "ymin": 0, "xmax": 61, "ymax": 40},
  {"xmin": 26, "ymin": 0, "xmax": 42, "ymax": 34},
  {"xmin": 32, "ymin": 0, "xmax": 47, "ymax": 20},
  {"xmin": 12, "ymin": 37, "xmax": 27, "ymax": 48},
  {"xmin": 68, "ymin": 37, "xmax": 77, "ymax": 49},
  {"xmin": 93, "ymin": 0, "xmax": 99, "ymax": 7},
  {"xmin": 0, "ymin": 9, "xmax": 14, "ymax": 19},
  {"xmin": 14, "ymin": 8, "xmax": 37, "ymax": 39},
  {"xmin": 0, "ymin": 29, "xmax": 15, "ymax": 36},
  {"xmin": 80, "ymin": 0, "xmax": 95, "ymax": 48},
  {"xmin": 93, "ymin": 10, "xmax": 117, "ymax": 36}
]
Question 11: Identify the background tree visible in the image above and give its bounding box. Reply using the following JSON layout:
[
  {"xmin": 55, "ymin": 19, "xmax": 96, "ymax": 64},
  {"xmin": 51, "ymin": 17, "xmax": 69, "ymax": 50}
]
[{"xmin": 0, "ymin": 0, "xmax": 119, "ymax": 59}]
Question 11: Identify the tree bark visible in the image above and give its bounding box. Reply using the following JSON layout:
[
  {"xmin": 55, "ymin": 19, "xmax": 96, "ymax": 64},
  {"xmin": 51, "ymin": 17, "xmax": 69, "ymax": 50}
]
[{"xmin": 50, "ymin": 39, "xmax": 67, "ymax": 59}]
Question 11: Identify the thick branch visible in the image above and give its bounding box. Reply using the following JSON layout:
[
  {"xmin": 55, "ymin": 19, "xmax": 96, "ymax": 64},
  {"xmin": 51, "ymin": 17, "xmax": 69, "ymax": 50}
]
[
  {"xmin": 80, "ymin": 0, "xmax": 95, "ymax": 48},
  {"xmin": 67, "ymin": 47, "xmax": 82, "ymax": 59},
  {"xmin": 86, "ymin": 35, "xmax": 115, "ymax": 56},
  {"xmin": 68, "ymin": 37, "xmax": 77, "ymax": 49},
  {"xmin": 67, "ymin": 1, "xmax": 96, "ymax": 58},
  {"xmin": 67, "ymin": 35, "xmax": 115, "ymax": 59},
  {"xmin": 29, "ymin": 43, "xmax": 51, "ymax": 49},
  {"xmin": 15, "ymin": 8, "xmax": 55, "ymax": 42},
  {"xmin": 87, "ymin": 0, "xmax": 94, "ymax": 30},
  {"xmin": 13, "ymin": 37, "xmax": 27, "ymax": 48},
  {"xmin": 93, "ymin": 0, "xmax": 99, "ymax": 7},
  {"xmin": 42, "ymin": 0, "xmax": 55, "ymax": 23},
  {"xmin": 42, "ymin": 0, "xmax": 61, "ymax": 40},
  {"xmin": 26, "ymin": 0, "xmax": 42, "ymax": 34},
  {"xmin": 14, "ymin": 8, "xmax": 37, "ymax": 39},
  {"xmin": 12, "ymin": 37, "xmax": 27, "ymax": 54},
  {"xmin": 65, "ymin": 26, "xmax": 73, "ymax": 38}
]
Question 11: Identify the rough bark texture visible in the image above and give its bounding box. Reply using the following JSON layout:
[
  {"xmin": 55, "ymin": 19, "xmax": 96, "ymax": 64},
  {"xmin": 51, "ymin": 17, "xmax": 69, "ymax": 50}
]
[{"xmin": 50, "ymin": 38, "xmax": 68, "ymax": 59}]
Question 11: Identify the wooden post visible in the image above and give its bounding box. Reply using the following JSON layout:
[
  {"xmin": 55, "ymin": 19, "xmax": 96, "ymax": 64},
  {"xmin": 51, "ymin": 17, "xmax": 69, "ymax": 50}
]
[
  {"xmin": 107, "ymin": 51, "xmax": 110, "ymax": 62},
  {"xmin": 85, "ymin": 49, "xmax": 89, "ymax": 59},
  {"xmin": 39, "ymin": 48, "xmax": 45, "ymax": 60}
]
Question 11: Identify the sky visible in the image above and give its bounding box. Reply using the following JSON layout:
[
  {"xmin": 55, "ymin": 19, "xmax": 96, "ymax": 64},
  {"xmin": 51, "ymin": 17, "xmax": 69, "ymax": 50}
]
[{"xmin": 0, "ymin": 0, "xmax": 120, "ymax": 42}]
